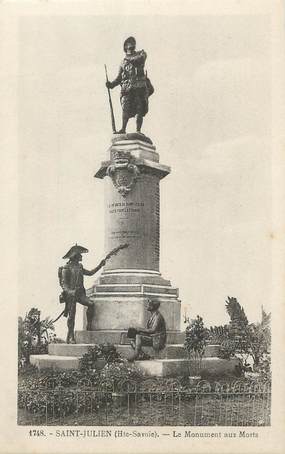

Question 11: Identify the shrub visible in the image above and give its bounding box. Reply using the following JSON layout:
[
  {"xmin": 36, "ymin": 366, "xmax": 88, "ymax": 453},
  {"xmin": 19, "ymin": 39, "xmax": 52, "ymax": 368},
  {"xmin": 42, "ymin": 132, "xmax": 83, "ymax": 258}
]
[
  {"xmin": 184, "ymin": 315, "xmax": 207, "ymax": 376},
  {"xmin": 18, "ymin": 387, "xmax": 102, "ymax": 418},
  {"xmin": 18, "ymin": 368, "xmax": 103, "ymax": 417},
  {"xmin": 208, "ymin": 299, "xmax": 271, "ymax": 375},
  {"xmin": 257, "ymin": 354, "xmax": 271, "ymax": 382},
  {"xmin": 18, "ymin": 308, "xmax": 56, "ymax": 369},
  {"xmin": 217, "ymin": 340, "xmax": 237, "ymax": 359},
  {"xmin": 206, "ymin": 325, "xmax": 230, "ymax": 344},
  {"xmin": 100, "ymin": 360, "xmax": 144, "ymax": 391},
  {"xmin": 79, "ymin": 344, "xmax": 123, "ymax": 371}
]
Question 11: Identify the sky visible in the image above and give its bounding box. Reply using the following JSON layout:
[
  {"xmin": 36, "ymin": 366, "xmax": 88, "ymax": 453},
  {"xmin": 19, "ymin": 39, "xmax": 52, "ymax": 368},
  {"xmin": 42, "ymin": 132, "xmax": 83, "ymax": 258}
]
[{"xmin": 17, "ymin": 13, "xmax": 272, "ymax": 338}]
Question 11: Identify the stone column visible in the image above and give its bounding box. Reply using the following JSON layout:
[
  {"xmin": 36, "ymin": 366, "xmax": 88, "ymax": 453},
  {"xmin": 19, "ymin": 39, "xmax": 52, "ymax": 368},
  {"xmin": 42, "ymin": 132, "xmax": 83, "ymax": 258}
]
[{"xmin": 81, "ymin": 133, "xmax": 181, "ymax": 343}]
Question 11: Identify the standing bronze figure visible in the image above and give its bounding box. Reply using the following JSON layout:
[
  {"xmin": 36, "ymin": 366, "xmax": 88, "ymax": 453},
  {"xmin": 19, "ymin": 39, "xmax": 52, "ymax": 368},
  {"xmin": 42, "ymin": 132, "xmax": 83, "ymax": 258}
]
[
  {"xmin": 58, "ymin": 245, "xmax": 105, "ymax": 344},
  {"xmin": 105, "ymin": 36, "xmax": 154, "ymax": 134}
]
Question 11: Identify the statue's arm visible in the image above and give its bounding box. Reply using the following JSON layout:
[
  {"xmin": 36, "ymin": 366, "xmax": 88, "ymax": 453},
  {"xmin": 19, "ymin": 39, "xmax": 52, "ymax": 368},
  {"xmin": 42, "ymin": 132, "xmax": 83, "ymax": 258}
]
[
  {"xmin": 128, "ymin": 50, "xmax": 147, "ymax": 65},
  {"xmin": 83, "ymin": 259, "xmax": 106, "ymax": 276}
]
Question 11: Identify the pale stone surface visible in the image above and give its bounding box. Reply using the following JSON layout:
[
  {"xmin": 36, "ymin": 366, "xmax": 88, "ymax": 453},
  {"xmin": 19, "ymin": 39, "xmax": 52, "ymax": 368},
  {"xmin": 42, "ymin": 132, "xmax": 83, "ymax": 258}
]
[
  {"xmin": 135, "ymin": 359, "xmax": 190, "ymax": 377},
  {"xmin": 48, "ymin": 343, "xmax": 188, "ymax": 360},
  {"xmin": 84, "ymin": 295, "xmax": 181, "ymax": 332},
  {"xmin": 135, "ymin": 357, "xmax": 240, "ymax": 378},
  {"xmin": 49, "ymin": 344, "xmax": 92, "ymax": 357},
  {"xmin": 75, "ymin": 329, "xmax": 184, "ymax": 345},
  {"xmin": 94, "ymin": 271, "xmax": 171, "ymax": 286},
  {"xmin": 88, "ymin": 136, "xmax": 181, "ymax": 335},
  {"xmin": 76, "ymin": 330, "xmax": 128, "ymax": 345},
  {"xmin": 200, "ymin": 357, "xmax": 241, "ymax": 377},
  {"xmin": 30, "ymin": 354, "xmax": 79, "ymax": 370},
  {"xmin": 104, "ymin": 173, "xmax": 161, "ymax": 271},
  {"xmin": 110, "ymin": 136, "xmax": 159, "ymax": 162}
]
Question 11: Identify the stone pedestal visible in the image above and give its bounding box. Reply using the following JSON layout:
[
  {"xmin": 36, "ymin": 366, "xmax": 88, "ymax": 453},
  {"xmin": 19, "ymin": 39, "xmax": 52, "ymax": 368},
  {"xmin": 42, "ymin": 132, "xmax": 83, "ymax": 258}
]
[{"xmin": 85, "ymin": 133, "xmax": 181, "ymax": 336}]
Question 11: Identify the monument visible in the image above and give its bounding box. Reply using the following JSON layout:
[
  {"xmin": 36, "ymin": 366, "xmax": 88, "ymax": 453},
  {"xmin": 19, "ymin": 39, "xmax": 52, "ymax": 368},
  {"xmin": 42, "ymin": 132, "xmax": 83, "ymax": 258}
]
[
  {"xmin": 30, "ymin": 37, "xmax": 239, "ymax": 377},
  {"xmin": 76, "ymin": 36, "xmax": 182, "ymax": 349}
]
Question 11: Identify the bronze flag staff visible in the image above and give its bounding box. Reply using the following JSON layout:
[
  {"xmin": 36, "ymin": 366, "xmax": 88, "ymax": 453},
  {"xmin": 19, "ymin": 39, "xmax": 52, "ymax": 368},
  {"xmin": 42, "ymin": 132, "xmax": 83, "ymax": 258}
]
[{"xmin": 104, "ymin": 64, "xmax": 117, "ymax": 133}]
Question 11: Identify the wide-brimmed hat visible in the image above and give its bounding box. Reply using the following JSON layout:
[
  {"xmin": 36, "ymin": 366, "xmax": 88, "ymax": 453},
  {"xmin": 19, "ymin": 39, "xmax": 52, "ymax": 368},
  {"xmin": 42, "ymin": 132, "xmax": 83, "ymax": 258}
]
[
  {"xmin": 62, "ymin": 244, "xmax": 89, "ymax": 259},
  {"xmin": 124, "ymin": 36, "xmax": 136, "ymax": 52}
]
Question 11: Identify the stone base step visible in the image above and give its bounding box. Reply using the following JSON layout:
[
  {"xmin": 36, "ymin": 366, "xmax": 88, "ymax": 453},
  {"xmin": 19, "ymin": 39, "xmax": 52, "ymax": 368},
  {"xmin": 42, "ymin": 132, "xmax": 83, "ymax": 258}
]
[
  {"xmin": 136, "ymin": 357, "xmax": 240, "ymax": 378},
  {"xmin": 30, "ymin": 355, "xmax": 80, "ymax": 370},
  {"xmin": 30, "ymin": 354, "xmax": 239, "ymax": 377},
  {"xmin": 75, "ymin": 330, "xmax": 186, "ymax": 345}
]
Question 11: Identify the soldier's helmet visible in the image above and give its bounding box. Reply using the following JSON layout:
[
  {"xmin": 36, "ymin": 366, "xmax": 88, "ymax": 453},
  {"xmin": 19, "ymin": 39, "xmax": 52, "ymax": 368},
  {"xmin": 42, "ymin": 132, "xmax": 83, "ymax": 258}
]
[
  {"xmin": 62, "ymin": 244, "xmax": 89, "ymax": 259},
  {"xmin": 124, "ymin": 36, "xmax": 136, "ymax": 52}
]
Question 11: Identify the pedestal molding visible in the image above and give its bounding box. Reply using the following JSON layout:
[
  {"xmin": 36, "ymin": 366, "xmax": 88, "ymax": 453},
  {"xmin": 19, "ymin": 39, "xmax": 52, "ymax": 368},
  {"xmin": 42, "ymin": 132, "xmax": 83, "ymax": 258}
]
[
  {"xmin": 90, "ymin": 291, "xmax": 178, "ymax": 298},
  {"xmin": 102, "ymin": 269, "xmax": 161, "ymax": 275}
]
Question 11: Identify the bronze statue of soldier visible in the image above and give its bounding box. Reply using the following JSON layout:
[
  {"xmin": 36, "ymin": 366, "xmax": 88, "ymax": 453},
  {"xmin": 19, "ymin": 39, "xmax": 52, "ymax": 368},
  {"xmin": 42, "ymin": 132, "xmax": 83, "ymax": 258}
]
[
  {"xmin": 58, "ymin": 244, "xmax": 105, "ymax": 344},
  {"xmin": 105, "ymin": 36, "xmax": 154, "ymax": 134}
]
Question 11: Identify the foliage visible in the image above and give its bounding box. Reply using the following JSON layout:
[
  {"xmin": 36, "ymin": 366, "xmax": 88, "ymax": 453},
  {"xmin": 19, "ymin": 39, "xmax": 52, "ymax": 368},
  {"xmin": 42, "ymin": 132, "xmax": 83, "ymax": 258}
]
[
  {"xmin": 100, "ymin": 360, "xmax": 144, "ymax": 390},
  {"xmin": 225, "ymin": 299, "xmax": 271, "ymax": 371},
  {"xmin": 18, "ymin": 308, "xmax": 57, "ymax": 370},
  {"xmin": 79, "ymin": 344, "xmax": 123, "ymax": 371},
  {"xmin": 245, "ymin": 314, "xmax": 271, "ymax": 370},
  {"xmin": 208, "ymin": 298, "xmax": 271, "ymax": 373},
  {"xmin": 18, "ymin": 367, "xmax": 103, "ymax": 417},
  {"xmin": 18, "ymin": 386, "xmax": 100, "ymax": 418},
  {"xmin": 184, "ymin": 315, "xmax": 207, "ymax": 376},
  {"xmin": 217, "ymin": 340, "xmax": 237, "ymax": 359},
  {"xmin": 19, "ymin": 368, "xmax": 101, "ymax": 390},
  {"xmin": 18, "ymin": 356, "xmax": 144, "ymax": 417},
  {"xmin": 184, "ymin": 315, "xmax": 207, "ymax": 356},
  {"xmin": 226, "ymin": 296, "xmax": 248, "ymax": 328},
  {"xmin": 225, "ymin": 296, "xmax": 249, "ymax": 351},
  {"xmin": 18, "ymin": 363, "xmax": 38, "ymax": 379},
  {"xmin": 206, "ymin": 325, "xmax": 230, "ymax": 344},
  {"xmin": 257, "ymin": 354, "xmax": 271, "ymax": 381},
  {"xmin": 48, "ymin": 334, "xmax": 65, "ymax": 344}
]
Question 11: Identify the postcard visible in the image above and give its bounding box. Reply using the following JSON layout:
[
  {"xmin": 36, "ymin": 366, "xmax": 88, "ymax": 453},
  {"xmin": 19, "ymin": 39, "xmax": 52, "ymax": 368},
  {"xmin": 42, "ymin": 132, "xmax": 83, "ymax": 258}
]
[{"xmin": 1, "ymin": 1, "xmax": 284, "ymax": 453}]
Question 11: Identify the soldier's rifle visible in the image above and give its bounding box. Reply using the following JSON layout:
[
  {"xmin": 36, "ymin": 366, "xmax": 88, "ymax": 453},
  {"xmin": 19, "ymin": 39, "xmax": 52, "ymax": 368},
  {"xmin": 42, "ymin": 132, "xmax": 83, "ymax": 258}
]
[{"xmin": 102, "ymin": 242, "xmax": 129, "ymax": 262}]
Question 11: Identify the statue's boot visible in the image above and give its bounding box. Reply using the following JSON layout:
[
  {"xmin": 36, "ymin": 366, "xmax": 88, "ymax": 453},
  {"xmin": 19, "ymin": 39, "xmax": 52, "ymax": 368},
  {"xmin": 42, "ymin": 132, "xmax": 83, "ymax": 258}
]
[
  {"xmin": 136, "ymin": 115, "xmax": 143, "ymax": 133},
  {"xmin": 66, "ymin": 318, "xmax": 75, "ymax": 343},
  {"xmin": 66, "ymin": 328, "xmax": 76, "ymax": 344},
  {"xmin": 66, "ymin": 329, "xmax": 72, "ymax": 344},
  {"xmin": 115, "ymin": 114, "xmax": 128, "ymax": 134}
]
